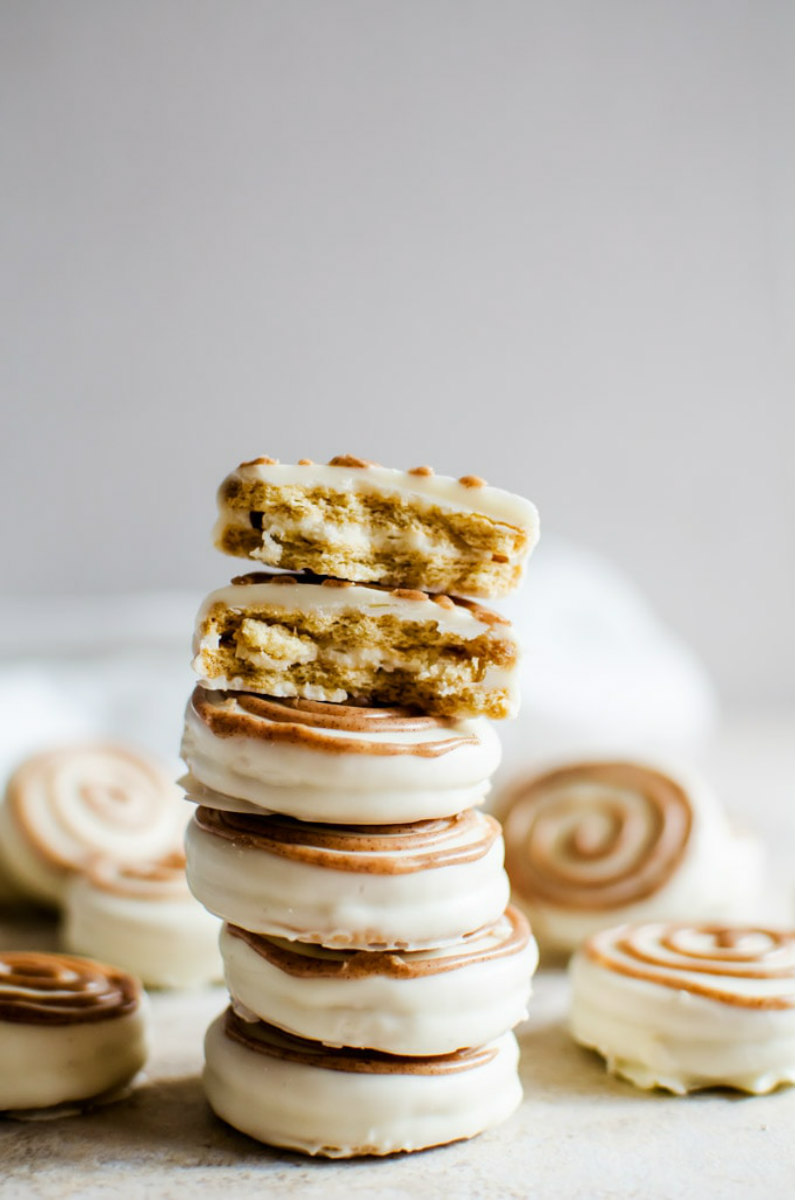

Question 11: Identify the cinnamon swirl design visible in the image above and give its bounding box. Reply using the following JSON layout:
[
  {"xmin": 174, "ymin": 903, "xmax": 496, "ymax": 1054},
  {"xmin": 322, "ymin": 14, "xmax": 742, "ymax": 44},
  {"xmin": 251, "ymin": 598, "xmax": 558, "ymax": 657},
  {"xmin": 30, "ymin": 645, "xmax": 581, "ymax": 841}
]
[
  {"xmin": 0, "ymin": 951, "xmax": 140, "ymax": 1024},
  {"xmin": 0, "ymin": 951, "xmax": 149, "ymax": 1112},
  {"xmin": 570, "ymin": 922, "xmax": 795, "ymax": 1094},
  {"xmin": 186, "ymin": 806, "xmax": 509, "ymax": 950},
  {"xmin": 181, "ymin": 686, "xmax": 501, "ymax": 824},
  {"xmin": 203, "ymin": 1008, "xmax": 522, "ymax": 1156},
  {"xmin": 502, "ymin": 761, "xmax": 763, "ymax": 956},
  {"xmin": 62, "ymin": 852, "xmax": 222, "ymax": 989},
  {"xmin": 221, "ymin": 906, "xmax": 537, "ymax": 1056},
  {"xmin": 0, "ymin": 744, "xmax": 186, "ymax": 906}
]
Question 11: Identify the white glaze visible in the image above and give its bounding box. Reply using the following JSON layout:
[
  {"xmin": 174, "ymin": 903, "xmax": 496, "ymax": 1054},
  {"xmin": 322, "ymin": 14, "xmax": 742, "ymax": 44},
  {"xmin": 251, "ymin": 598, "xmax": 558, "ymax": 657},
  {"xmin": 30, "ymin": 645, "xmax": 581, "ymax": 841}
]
[
  {"xmin": 203, "ymin": 1013, "xmax": 522, "ymax": 1156},
  {"xmin": 0, "ymin": 996, "xmax": 150, "ymax": 1112},
  {"xmin": 220, "ymin": 909, "xmax": 537, "ymax": 1055},
  {"xmin": 180, "ymin": 689, "xmax": 501, "ymax": 823},
  {"xmin": 63, "ymin": 866, "xmax": 222, "ymax": 989},
  {"xmin": 570, "ymin": 923, "xmax": 795, "ymax": 1094},
  {"xmin": 185, "ymin": 810, "xmax": 510, "ymax": 950},
  {"xmin": 217, "ymin": 459, "xmax": 539, "ymax": 532}
]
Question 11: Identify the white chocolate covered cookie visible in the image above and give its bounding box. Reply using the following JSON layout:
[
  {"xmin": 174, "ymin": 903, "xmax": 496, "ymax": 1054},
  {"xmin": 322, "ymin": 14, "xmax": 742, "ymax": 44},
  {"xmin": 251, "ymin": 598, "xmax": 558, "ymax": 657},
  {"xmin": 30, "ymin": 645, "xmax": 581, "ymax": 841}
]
[
  {"xmin": 0, "ymin": 744, "xmax": 186, "ymax": 907},
  {"xmin": 221, "ymin": 905, "xmax": 536, "ymax": 1056},
  {"xmin": 63, "ymin": 852, "xmax": 222, "ymax": 989},
  {"xmin": 214, "ymin": 454, "xmax": 539, "ymax": 598},
  {"xmin": 0, "ymin": 951, "xmax": 150, "ymax": 1113},
  {"xmin": 186, "ymin": 806, "xmax": 509, "ymax": 950},
  {"xmin": 570, "ymin": 922, "xmax": 795, "ymax": 1094},
  {"xmin": 192, "ymin": 573, "xmax": 519, "ymax": 719},
  {"xmin": 502, "ymin": 760, "xmax": 763, "ymax": 956},
  {"xmin": 181, "ymin": 686, "xmax": 501, "ymax": 824},
  {"xmin": 204, "ymin": 1007, "xmax": 522, "ymax": 1156}
]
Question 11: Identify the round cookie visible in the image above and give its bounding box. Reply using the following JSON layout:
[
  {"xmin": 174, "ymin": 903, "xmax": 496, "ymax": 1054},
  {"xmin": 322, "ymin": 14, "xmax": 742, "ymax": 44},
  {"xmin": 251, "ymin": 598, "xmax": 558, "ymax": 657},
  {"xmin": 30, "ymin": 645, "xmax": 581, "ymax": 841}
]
[
  {"xmin": 186, "ymin": 806, "xmax": 509, "ymax": 950},
  {"xmin": 181, "ymin": 686, "xmax": 501, "ymax": 824},
  {"xmin": 0, "ymin": 743, "xmax": 186, "ymax": 907},
  {"xmin": 501, "ymin": 760, "xmax": 762, "ymax": 956},
  {"xmin": 63, "ymin": 852, "xmax": 222, "ymax": 989},
  {"xmin": 570, "ymin": 922, "xmax": 795, "ymax": 1094},
  {"xmin": 204, "ymin": 1007, "xmax": 522, "ymax": 1157},
  {"xmin": 221, "ymin": 905, "xmax": 537, "ymax": 1056},
  {"xmin": 0, "ymin": 951, "xmax": 150, "ymax": 1113}
]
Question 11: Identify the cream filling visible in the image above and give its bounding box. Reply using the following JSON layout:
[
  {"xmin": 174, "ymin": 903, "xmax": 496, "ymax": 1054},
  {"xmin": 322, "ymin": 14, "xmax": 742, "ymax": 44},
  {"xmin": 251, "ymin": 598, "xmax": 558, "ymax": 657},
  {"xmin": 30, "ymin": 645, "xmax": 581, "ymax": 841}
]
[
  {"xmin": 221, "ymin": 922, "xmax": 536, "ymax": 1056},
  {"xmin": 62, "ymin": 877, "xmax": 222, "ymax": 989},
  {"xmin": 203, "ymin": 1014, "xmax": 522, "ymax": 1157},
  {"xmin": 0, "ymin": 1002, "xmax": 150, "ymax": 1111},
  {"xmin": 195, "ymin": 580, "xmax": 509, "ymax": 642},
  {"xmin": 570, "ymin": 953, "xmax": 795, "ymax": 1094},
  {"xmin": 185, "ymin": 814, "xmax": 510, "ymax": 950}
]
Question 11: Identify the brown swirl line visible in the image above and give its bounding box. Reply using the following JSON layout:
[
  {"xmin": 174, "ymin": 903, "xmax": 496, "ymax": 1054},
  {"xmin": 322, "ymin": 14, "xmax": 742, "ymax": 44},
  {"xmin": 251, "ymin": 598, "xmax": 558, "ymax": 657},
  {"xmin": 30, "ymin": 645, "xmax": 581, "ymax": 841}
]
[
  {"xmin": 85, "ymin": 851, "xmax": 189, "ymax": 900},
  {"xmin": 9, "ymin": 745, "xmax": 176, "ymax": 868},
  {"xmin": 191, "ymin": 687, "xmax": 479, "ymax": 758},
  {"xmin": 195, "ymin": 806, "xmax": 501, "ymax": 875},
  {"xmin": 584, "ymin": 925, "xmax": 795, "ymax": 1010},
  {"xmin": 503, "ymin": 762, "xmax": 693, "ymax": 910},
  {"xmin": 223, "ymin": 1007, "xmax": 498, "ymax": 1074},
  {"xmin": 0, "ymin": 952, "xmax": 141, "ymax": 1024},
  {"xmin": 226, "ymin": 905, "xmax": 531, "ymax": 980}
]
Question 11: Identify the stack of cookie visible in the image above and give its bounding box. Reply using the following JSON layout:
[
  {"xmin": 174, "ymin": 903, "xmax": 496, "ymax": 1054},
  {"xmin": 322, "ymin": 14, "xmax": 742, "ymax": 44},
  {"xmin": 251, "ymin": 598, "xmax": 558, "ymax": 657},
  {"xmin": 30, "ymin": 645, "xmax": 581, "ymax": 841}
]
[{"xmin": 182, "ymin": 455, "xmax": 541, "ymax": 1157}]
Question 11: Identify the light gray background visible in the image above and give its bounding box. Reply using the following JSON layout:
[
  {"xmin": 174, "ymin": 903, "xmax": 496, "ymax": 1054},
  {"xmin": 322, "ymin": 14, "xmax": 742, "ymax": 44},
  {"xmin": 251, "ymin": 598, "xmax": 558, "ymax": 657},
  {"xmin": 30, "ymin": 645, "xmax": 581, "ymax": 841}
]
[{"xmin": 2, "ymin": 0, "xmax": 792, "ymax": 707}]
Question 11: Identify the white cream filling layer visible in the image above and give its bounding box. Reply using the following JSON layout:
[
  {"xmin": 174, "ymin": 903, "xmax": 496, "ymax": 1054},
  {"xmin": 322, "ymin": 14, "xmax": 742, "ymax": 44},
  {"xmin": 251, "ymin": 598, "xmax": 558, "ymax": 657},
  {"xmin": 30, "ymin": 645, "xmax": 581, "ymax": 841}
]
[
  {"xmin": 195, "ymin": 579, "xmax": 511, "ymax": 642},
  {"xmin": 62, "ymin": 877, "xmax": 222, "ymax": 989},
  {"xmin": 185, "ymin": 814, "xmax": 510, "ymax": 950},
  {"xmin": 570, "ymin": 951, "xmax": 795, "ymax": 1094},
  {"xmin": 221, "ymin": 920, "xmax": 536, "ymax": 1055},
  {"xmin": 203, "ymin": 1014, "xmax": 522, "ymax": 1157},
  {"xmin": 0, "ymin": 1002, "xmax": 150, "ymax": 1111}
]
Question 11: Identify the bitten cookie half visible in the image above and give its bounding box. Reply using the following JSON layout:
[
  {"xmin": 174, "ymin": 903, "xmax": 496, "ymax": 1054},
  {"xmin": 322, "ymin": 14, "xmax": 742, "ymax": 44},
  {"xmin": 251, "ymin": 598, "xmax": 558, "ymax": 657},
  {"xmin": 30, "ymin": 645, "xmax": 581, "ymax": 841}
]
[
  {"xmin": 0, "ymin": 952, "xmax": 150, "ymax": 1114},
  {"xmin": 214, "ymin": 455, "xmax": 539, "ymax": 598},
  {"xmin": 180, "ymin": 686, "xmax": 501, "ymax": 824},
  {"xmin": 192, "ymin": 573, "xmax": 519, "ymax": 720},
  {"xmin": 204, "ymin": 1007, "xmax": 522, "ymax": 1157},
  {"xmin": 570, "ymin": 922, "xmax": 795, "ymax": 1095},
  {"xmin": 221, "ymin": 905, "xmax": 536, "ymax": 1056}
]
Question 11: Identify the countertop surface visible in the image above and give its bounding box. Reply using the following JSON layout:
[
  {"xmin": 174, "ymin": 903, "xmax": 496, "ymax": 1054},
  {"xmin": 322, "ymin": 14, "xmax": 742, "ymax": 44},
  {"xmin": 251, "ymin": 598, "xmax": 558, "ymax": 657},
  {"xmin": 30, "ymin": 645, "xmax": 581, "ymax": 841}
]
[{"xmin": 1, "ymin": 712, "xmax": 793, "ymax": 1200}]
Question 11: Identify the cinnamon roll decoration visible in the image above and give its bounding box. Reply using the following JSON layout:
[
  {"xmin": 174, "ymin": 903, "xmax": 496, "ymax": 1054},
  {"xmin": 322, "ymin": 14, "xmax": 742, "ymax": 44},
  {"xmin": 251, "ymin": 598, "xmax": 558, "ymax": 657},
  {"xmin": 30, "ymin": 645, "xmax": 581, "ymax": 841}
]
[
  {"xmin": 502, "ymin": 760, "xmax": 763, "ymax": 956},
  {"xmin": 0, "ymin": 951, "xmax": 149, "ymax": 1113},
  {"xmin": 570, "ymin": 922, "xmax": 795, "ymax": 1094}
]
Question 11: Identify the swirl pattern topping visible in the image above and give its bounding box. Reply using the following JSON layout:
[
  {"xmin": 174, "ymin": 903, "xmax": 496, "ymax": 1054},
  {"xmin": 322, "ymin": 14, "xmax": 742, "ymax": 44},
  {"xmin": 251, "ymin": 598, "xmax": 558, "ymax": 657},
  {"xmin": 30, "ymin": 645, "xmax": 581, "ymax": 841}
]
[
  {"xmin": 584, "ymin": 923, "xmax": 795, "ymax": 1009},
  {"xmin": 7, "ymin": 743, "xmax": 183, "ymax": 870},
  {"xmin": 190, "ymin": 687, "xmax": 479, "ymax": 757},
  {"xmin": 84, "ymin": 851, "xmax": 190, "ymax": 901},
  {"xmin": 194, "ymin": 806, "xmax": 501, "ymax": 874},
  {"xmin": 0, "ymin": 952, "xmax": 141, "ymax": 1024},
  {"xmin": 503, "ymin": 761, "xmax": 693, "ymax": 911}
]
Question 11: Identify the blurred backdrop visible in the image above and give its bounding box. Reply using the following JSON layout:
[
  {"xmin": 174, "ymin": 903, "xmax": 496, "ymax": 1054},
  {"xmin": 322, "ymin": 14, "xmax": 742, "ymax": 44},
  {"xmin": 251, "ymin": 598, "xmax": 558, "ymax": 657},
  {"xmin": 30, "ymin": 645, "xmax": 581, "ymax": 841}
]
[{"xmin": 1, "ymin": 0, "xmax": 792, "ymax": 710}]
